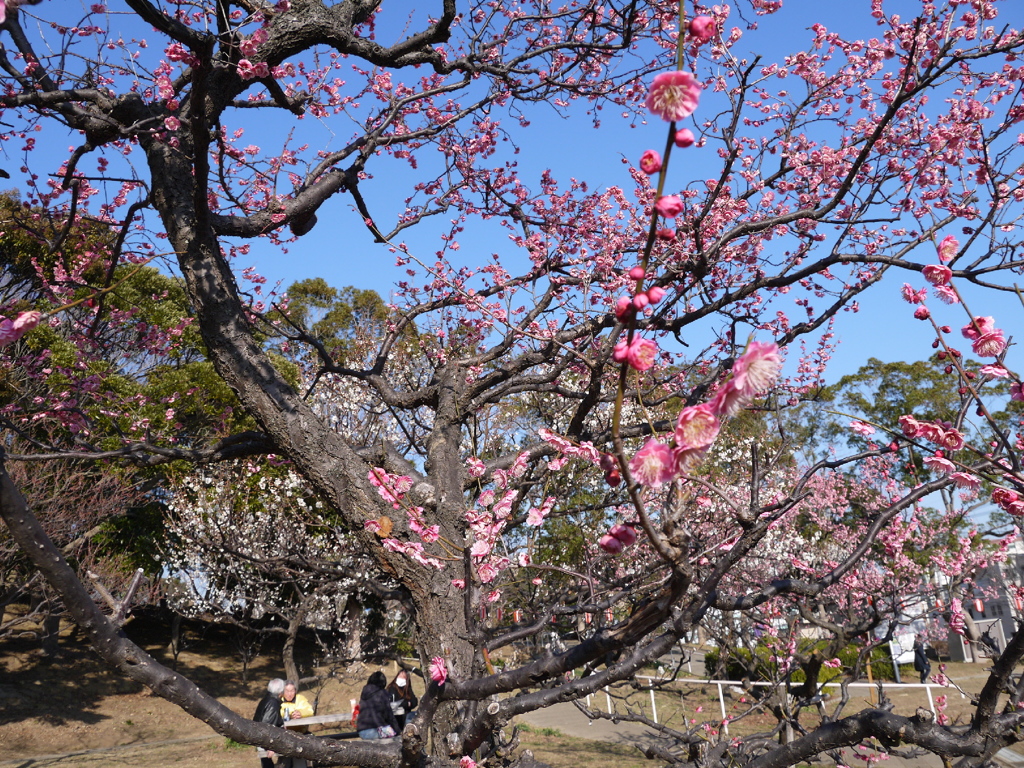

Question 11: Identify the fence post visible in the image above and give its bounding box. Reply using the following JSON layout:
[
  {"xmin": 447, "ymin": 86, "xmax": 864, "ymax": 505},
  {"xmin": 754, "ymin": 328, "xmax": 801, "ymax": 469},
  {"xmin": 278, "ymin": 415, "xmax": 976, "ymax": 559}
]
[{"xmin": 716, "ymin": 682, "xmax": 729, "ymax": 735}]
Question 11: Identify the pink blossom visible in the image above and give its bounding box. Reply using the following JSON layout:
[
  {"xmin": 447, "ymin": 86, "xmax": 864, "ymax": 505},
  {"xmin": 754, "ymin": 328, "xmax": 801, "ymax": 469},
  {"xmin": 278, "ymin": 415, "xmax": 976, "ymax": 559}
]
[
  {"xmin": 992, "ymin": 487, "xmax": 1020, "ymax": 510},
  {"xmin": 688, "ymin": 16, "xmax": 716, "ymax": 42},
  {"xmin": 631, "ymin": 292, "xmax": 650, "ymax": 310},
  {"xmin": 477, "ymin": 562, "xmax": 499, "ymax": 582},
  {"xmin": 164, "ymin": 116, "xmax": 181, "ymax": 131},
  {"xmin": 451, "ymin": 578, "xmax": 466, "ymax": 589},
  {"xmin": 645, "ymin": 71, "xmax": 701, "ymax": 122},
  {"xmin": 972, "ymin": 330, "xmax": 1006, "ymax": 358},
  {"xmin": 849, "ymin": 421, "xmax": 875, "ymax": 436},
  {"xmin": 980, "ymin": 364, "xmax": 1008, "ymax": 378},
  {"xmin": 823, "ymin": 658, "xmax": 843, "ymax": 669},
  {"xmin": 674, "ymin": 447, "xmax": 707, "ymax": 473},
  {"xmin": 0, "ymin": 311, "xmax": 41, "ymax": 347},
  {"xmin": 614, "ymin": 295, "xmax": 634, "ymax": 320},
  {"xmin": 922, "ymin": 264, "xmax": 952, "ymax": 286},
  {"xmin": 598, "ymin": 534, "xmax": 624, "ymax": 554},
  {"xmin": 923, "ymin": 455, "xmax": 955, "ymax": 474},
  {"xmin": 655, "ymin": 195, "xmax": 684, "ymax": 218},
  {"xmin": 898, "ymin": 414, "xmax": 921, "ymax": 438},
  {"xmin": 628, "ymin": 266, "xmax": 646, "ymax": 280},
  {"xmin": 937, "ymin": 426, "xmax": 964, "ymax": 451},
  {"xmin": 460, "ymin": 758, "xmax": 477, "ymax": 768},
  {"xmin": 364, "ymin": 519, "xmax": 382, "ymax": 534},
  {"xmin": 675, "ymin": 404, "xmax": 721, "ymax": 450},
  {"xmin": 708, "ymin": 379, "xmax": 745, "ymax": 418},
  {"xmin": 731, "ymin": 341, "xmax": 783, "ymax": 398},
  {"xmin": 934, "ymin": 285, "xmax": 959, "ymax": 304},
  {"xmin": 609, "ymin": 523, "xmax": 637, "ymax": 547},
  {"xmin": 914, "ymin": 306, "xmax": 930, "ymax": 320},
  {"xmin": 466, "ymin": 456, "xmax": 486, "ymax": 477},
  {"xmin": 646, "ymin": 286, "xmax": 666, "ymax": 304},
  {"xmin": 629, "ymin": 438, "xmax": 676, "ymax": 487},
  {"xmin": 613, "ymin": 336, "xmax": 658, "ymax": 371},
  {"xmin": 962, "ymin": 316, "xmax": 996, "ymax": 341},
  {"xmin": 938, "ymin": 234, "xmax": 959, "ymax": 262},
  {"xmin": 639, "ymin": 149, "xmax": 662, "ymax": 175},
  {"xmin": 675, "ymin": 128, "xmax": 696, "ymax": 147},
  {"xmin": 429, "ymin": 657, "xmax": 449, "ymax": 685},
  {"xmin": 951, "ymin": 472, "xmax": 980, "ymax": 490},
  {"xmin": 948, "ymin": 599, "xmax": 965, "ymax": 635},
  {"xmin": 901, "ymin": 284, "xmax": 927, "ymax": 304},
  {"xmin": 237, "ymin": 59, "xmax": 269, "ymax": 81},
  {"xmin": 526, "ymin": 506, "xmax": 547, "ymax": 526},
  {"xmin": 1011, "ymin": 383, "xmax": 1024, "ymax": 402}
]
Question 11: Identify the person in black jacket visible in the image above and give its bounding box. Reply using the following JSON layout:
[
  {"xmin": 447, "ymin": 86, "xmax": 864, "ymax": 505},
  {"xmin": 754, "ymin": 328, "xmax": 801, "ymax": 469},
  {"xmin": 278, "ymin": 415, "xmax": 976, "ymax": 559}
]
[
  {"xmin": 253, "ymin": 678, "xmax": 285, "ymax": 768},
  {"xmin": 386, "ymin": 669, "xmax": 418, "ymax": 731},
  {"xmin": 356, "ymin": 671, "xmax": 400, "ymax": 739},
  {"xmin": 913, "ymin": 634, "xmax": 932, "ymax": 684}
]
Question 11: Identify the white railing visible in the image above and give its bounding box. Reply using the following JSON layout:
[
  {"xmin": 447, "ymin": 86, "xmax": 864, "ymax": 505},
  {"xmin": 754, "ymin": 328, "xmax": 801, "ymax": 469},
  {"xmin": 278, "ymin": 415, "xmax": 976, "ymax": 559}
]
[{"xmin": 585, "ymin": 676, "xmax": 954, "ymax": 735}]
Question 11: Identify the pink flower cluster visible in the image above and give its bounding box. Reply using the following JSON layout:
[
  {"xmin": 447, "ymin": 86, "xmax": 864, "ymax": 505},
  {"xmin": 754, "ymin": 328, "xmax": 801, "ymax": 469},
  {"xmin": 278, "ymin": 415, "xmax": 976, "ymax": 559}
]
[
  {"xmin": 992, "ymin": 487, "xmax": 1024, "ymax": 516},
  {"xmin": 613, "ymin": 336, "xmax": 658, "ymax": 371},
  {"xmin": 961, "ymin": 316, "xmax": 1006, "ymax": 357},
  {"xmin": 598, "ymin": 523, "xmax": 637, "ymax": 554},
  {"xmin": 898, "ymin": 415, "xmax": 964, "ymax": 450},
  {"xmin": 367, "ymin": 467, "xmax": 413, "ymax": 508},
  {"xmin": 626, "ymin": 342, "xmax": 783, "ymax": 488},
  {"xmin": 0, "ymin": 311, "xmax": 42, "ymax": 347}
]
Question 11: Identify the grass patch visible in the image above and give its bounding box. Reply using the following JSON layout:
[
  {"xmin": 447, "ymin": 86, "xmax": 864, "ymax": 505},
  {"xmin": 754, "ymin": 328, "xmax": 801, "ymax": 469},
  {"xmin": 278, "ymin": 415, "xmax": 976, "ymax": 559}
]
[
  {"xmin": 223, "ymin": 738, "xmax": 250, "ymax": 751},
  {"xmin": 518, "ymin": 722, "xmax": 564, "ymax": 737},
  {"xmin": 517, "ymin": 731, "xmax": 650, "ymax": 768}
]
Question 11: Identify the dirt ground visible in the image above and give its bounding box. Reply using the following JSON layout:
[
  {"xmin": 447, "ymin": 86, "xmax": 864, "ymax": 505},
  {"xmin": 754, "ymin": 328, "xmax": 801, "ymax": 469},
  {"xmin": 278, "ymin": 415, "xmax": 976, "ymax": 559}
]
[
  {"xmin": 0, "ymin": 612, "xmax": 1017, "ymax": 767},
  {"xmin": 0, "ymin": 613, "xmax": 371, "ymax": 763}
]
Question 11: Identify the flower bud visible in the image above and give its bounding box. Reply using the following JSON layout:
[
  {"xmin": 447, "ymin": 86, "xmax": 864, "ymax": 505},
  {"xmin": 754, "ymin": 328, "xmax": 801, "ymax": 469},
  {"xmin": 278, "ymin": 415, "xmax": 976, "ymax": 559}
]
[{"xmin": 674, "ymin": 128, "xmax": 696, "ymax": 148}]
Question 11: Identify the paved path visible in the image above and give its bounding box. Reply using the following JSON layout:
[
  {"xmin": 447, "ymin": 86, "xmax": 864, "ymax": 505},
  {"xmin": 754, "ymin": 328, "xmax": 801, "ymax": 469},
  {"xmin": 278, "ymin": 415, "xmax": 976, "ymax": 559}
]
[{"xmin": 520, "ymin": 698, "xmax": 1024, "ymax": 768}]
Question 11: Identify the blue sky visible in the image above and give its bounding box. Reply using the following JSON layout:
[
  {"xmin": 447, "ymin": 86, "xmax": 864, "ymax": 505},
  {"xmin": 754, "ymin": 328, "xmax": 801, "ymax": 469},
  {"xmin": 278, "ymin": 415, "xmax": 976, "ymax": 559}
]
[{"xmin": 5, "ymin": 0, "xmax": 1021, "ymax": 386}]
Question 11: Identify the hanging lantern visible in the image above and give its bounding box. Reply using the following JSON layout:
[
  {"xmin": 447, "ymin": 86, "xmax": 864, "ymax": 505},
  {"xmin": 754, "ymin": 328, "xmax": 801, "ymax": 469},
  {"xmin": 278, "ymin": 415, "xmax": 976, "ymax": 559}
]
[
  {"xmin": 479, "ymin": 603, "xmax": 487, "ymax": 621},
  {"xmin": 585, "ymin": 612, "xmax": 593, "ymax": 625},
  {"xmin": 513, "ymin": 609, "xmax": 523, "ymax": 623},
  {"xmin": 1014, "ymin": 597, "xmax": 1023, "ymax": 612},
  {"xmin": 935, "ymin": 597, "xmax": 945, "ymax": 611},
  {"xmin": 973, "ymin": 598, "xmax": 984, "ymax": 614},
  {"xmin": 604, "ymin": 609, "xmax": 614, "ymax": 622},
  {"xmin": 495, "ymin": 607, "xmax": 503, "ymax": 622}
]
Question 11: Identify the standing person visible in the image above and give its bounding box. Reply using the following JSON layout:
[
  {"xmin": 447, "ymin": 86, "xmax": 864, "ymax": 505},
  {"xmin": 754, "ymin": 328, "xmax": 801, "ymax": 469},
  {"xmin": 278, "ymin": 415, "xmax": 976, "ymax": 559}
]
[
  {"xmin": 253, "ymin": 678, "xmax": 285, "ymax": 768},
  {"xmin": 356, "ymin": 670, "xmax": 400, "ymax": 740},
  {"xmin": 280, "ymin": 680, "xmax": 315, "ymax": 721},
  {"xmin": 386, "ymin": 669, "xmax": 418, "ymax": 731},
  {"xmin": 913, "ymin": 634, "xmax": 932, "ymax": 684}
]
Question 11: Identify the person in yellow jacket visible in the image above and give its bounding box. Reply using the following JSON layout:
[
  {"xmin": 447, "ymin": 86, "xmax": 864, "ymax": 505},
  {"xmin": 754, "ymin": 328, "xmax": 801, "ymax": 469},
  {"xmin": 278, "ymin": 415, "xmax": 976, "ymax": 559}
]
[{"xmin": 280, "ymin": 680, "xmax": 314, "ymax": 721}]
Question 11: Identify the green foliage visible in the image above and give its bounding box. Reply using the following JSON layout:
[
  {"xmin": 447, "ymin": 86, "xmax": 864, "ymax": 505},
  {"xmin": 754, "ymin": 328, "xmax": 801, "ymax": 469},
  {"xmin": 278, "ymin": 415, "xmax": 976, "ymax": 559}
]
[{"xmin": 704, "ymin": 643, "xmax": 907, "ymax": 684}]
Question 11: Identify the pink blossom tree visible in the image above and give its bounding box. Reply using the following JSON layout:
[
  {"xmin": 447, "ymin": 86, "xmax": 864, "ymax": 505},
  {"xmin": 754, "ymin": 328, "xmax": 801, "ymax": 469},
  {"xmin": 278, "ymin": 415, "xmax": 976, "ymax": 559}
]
[{"xmin": 2, "ymin": 2, "xmax": 1024, "ymax": 768}]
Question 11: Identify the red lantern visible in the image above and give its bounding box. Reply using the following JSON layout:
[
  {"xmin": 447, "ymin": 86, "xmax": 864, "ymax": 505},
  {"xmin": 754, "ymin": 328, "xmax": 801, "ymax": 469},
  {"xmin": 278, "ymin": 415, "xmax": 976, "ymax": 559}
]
[
  {"xmin": 935, "ymin": 597, "xmax": 945, "ymax": 611},
  {"xmin": 604, "ymin": 609, "xmax": 614, "ymax": 622},
  {"xmin": 513, "ymin": 609, "xmax": 523, "ymax": 623},
  {"xmin": 495, "ymin": 607, "xmax": 503, "ymax": 622},
  {"xmin": 974, "ymin": 598, "xmax": 984, "ymax": 614},
  {"xmin": 479, "ymin": 603, "xmax": 487, "ymax": 620},
  {"xmin": 585, "ymin": 612, "xmax": 593, "ymax": 625},
  {"xmin": 1015, "ymin": 597, "xmax": 1023, "ymax": 612}
]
